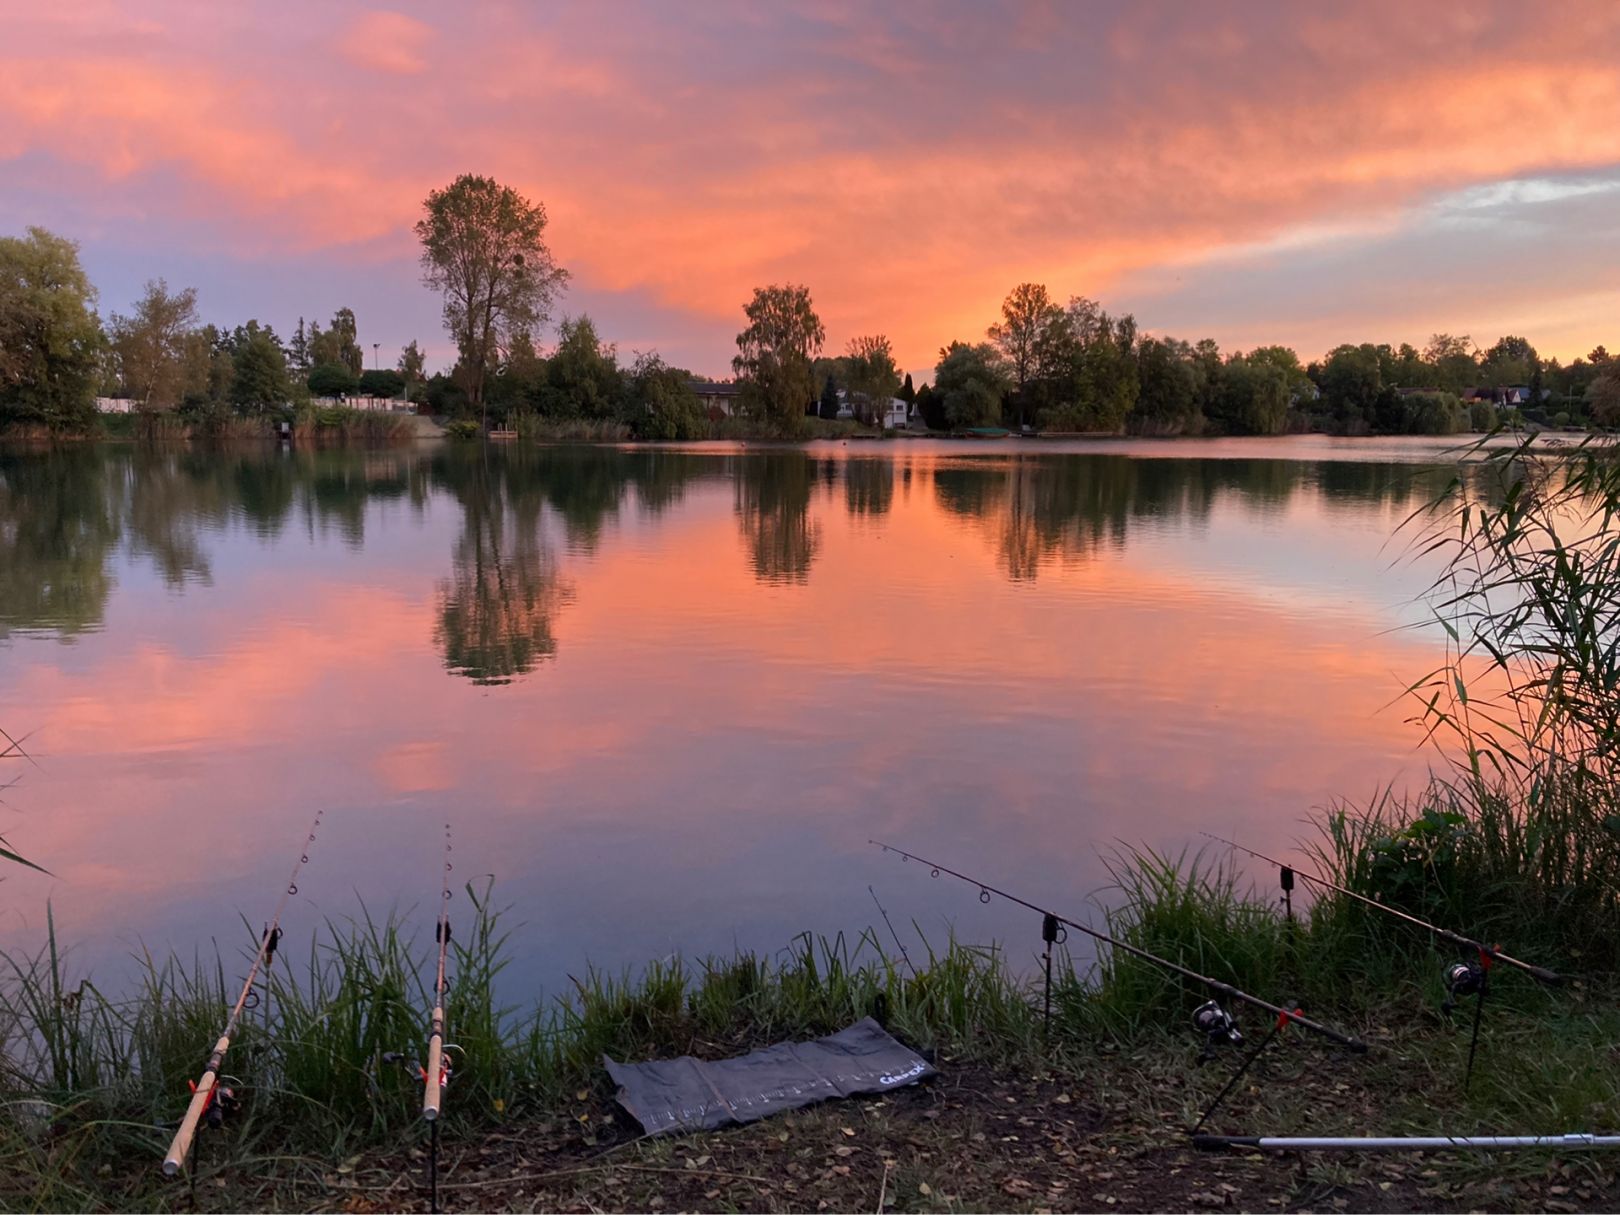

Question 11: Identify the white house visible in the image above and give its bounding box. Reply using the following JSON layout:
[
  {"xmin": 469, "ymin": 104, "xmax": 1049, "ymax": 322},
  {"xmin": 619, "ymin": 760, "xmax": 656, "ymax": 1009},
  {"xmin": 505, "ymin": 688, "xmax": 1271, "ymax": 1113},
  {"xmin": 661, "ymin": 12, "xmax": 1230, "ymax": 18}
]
[
  {"xmin": 836, "ymin": 389, "xmax": 910, "ymax": 428},
  {"xmin": 96, "ymin": 397, "xmax": 138, "ymax": 413}
]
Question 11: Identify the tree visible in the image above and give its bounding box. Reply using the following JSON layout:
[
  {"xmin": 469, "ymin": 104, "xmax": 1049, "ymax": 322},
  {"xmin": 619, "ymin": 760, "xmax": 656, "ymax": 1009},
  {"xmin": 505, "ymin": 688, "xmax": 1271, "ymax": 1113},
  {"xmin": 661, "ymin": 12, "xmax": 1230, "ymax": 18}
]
[
  {"xmin": 1040, "ymin": 299, "xmax": 1139, "ymax": 432},
  {"xmin": 1210, "ymin": 356, "xmax": 1290, "ymax": 435},
  {"xmin": 819, "ymin": 373, "xmax": 841, "ymax": 420},
  {"xmin": 1132, "ymin": 338, "xmax": 1200, "ymax": 434},
  {"xmin": 732, "ymin": 284, "xmax": 824, "ymax": 431},
  {"xmin": 934, "ymin": 341, "xmax": 1008, "ymax": 429},
  {"xmin": 843, "ymin": 334, "xmax": 900, "ymax": 425},
  {"xmin": 1424, "ymin": 333, "xmax": 1479, "ymax": 395},
  {"xmin": 626, "ymin": 351, "xmax": 706, "ymax": 440},
  {"xmin": 0, "ymin": 227, "xmax": 102, "ymax": 430},
  {"xmin": 987, "ymin": 282, "xmax": 1064, "ymax": 426},
  {"xmin": 359, "ymin": 368, "xmax": 405, "ymax": 398},
  {"xmin": 331, "ymin": 307, "xmax": 363, "ymax": 377},
  {"xmin": 898, "ymin": 372, "xmax": 916, "ymax": 404},
  {"xmin": 230, "ymin": 322, "xmax": 290, "ymax": 410},
  {"xmin": 107, "ymin": 279, "xmax": 200, "ymax": 409},
  {"xmin": 1243, "ymin": 345, "xmax": 1307, "ymax": 391},
  {"xmin": 539, "ymin": 315, "xmax": 620, "ymax": 419},
  {"xmin": 1587, "ymin": 365, "xmax": 1620, "ymax": 427},
  {"xmin": 1319, "ymin": 344, "xmax": 1384, "ymax": 433},
  {"xmin": 398, "ymin": 340, "xmax": 427, "ymax": 400},
  {"xmin": 308, "ymin": 362, "xmax": 358, "ymax": 397},
  {"xmin": 416, "ymin": 174, "xmax": 569, "ymax": 428},
  {"xmin": 289, "ymin": 317, "xmax": 311, "ymax": 375}
]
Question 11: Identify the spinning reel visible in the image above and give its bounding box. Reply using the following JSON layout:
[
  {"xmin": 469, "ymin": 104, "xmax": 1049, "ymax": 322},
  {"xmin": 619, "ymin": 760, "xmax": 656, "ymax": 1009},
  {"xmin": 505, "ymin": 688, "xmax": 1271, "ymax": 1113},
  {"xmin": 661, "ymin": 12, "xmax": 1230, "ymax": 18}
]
[
  {"xmin": 1441, "ymin": 960, "xmax": 1485, "ymax": 1014},
  {"xmin": 1192, "ymin": 1000, "xmax": 1244, "ymax": 1061},
  {"xmin": 186, "ymin": 1073, "xmax": 243, "ymax": 1131},
  {"xmin": 382, "ymin": 1044, "xmax": 461, "ymax": 1090}
]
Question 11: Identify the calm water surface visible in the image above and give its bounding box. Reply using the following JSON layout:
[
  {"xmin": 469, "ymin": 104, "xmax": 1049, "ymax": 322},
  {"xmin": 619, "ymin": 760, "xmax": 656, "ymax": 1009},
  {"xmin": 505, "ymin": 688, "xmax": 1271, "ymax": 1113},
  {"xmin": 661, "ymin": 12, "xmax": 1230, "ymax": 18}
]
[{"xmin": 0, "ymin": 437, "xmax": 1468, "ymax": 999}]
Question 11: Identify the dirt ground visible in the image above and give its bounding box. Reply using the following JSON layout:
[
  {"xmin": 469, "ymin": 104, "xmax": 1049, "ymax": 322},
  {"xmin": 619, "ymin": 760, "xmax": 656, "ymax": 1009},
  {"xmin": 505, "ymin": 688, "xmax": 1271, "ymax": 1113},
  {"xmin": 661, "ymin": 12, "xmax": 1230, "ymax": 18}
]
[{"xmin": 306, "ymin": 1052, "xmax": 1618, "ymax": 1214}]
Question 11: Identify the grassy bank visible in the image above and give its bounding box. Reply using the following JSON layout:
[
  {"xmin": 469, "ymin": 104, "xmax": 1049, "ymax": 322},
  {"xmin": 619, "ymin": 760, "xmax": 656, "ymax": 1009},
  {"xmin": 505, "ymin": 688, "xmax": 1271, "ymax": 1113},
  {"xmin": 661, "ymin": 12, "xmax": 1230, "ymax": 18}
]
[{"xmin": 2, "ymin": 810, "xmax": 1615, "ymax": 1213}]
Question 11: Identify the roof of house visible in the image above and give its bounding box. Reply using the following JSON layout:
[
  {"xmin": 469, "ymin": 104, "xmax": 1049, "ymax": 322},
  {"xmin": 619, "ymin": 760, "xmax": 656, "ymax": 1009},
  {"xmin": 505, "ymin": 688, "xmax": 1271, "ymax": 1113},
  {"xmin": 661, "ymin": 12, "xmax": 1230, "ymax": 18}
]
[{"xmin": 690, "ymin": 380, "xmax": 741, "ymax": 395}]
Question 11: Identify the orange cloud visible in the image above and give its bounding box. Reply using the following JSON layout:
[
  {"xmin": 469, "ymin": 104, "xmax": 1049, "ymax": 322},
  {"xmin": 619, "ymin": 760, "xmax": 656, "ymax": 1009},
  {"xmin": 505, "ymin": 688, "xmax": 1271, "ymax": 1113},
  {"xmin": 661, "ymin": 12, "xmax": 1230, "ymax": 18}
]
[{"xmin": 339, "ymin": 10, "xmax": 434, "ymax": 76}]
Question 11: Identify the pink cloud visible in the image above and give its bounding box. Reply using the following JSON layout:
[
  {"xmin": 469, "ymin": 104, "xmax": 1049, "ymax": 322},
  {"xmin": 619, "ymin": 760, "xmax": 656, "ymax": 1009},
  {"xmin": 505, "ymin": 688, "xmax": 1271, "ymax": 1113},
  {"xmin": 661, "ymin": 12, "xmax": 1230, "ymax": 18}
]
[{"xmin": 338, "ymin": 10, "xmax": 434, "ymax": 76}]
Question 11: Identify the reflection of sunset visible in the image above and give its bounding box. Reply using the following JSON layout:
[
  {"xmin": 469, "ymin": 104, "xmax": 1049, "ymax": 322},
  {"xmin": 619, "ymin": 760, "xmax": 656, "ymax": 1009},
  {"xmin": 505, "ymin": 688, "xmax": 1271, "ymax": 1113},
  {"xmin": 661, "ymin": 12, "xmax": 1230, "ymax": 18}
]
[{"xmin": 0, "ymin": 442, "xmax": 1473, "ymax": 995}]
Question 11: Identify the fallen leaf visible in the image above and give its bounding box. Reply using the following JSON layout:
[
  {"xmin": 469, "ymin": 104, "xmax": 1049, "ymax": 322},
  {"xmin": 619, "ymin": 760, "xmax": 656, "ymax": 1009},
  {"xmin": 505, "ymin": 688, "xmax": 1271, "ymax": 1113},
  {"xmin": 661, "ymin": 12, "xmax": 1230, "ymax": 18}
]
[
  {"xmin": 918, "ymin": 1182, "xmax": 932, "ymax": 1196},
  {"xmin": 704, "ymin": 1190, "xmax": 720, "ymax": 1200},
  {"xmin": 835, "ymin": 1146, "xmax": 855, "ymax": 1158},
  {"xmin": 841, "ymin": 1127, "xmax": 856, "ymax": 1137}
]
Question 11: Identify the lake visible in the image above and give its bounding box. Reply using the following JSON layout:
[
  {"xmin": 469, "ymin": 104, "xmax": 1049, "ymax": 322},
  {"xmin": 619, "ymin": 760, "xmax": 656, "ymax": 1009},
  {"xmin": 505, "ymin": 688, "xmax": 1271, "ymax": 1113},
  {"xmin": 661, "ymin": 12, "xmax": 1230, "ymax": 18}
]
[{"xmin": 0, "ymin": 436, "xmax": 1470, "ymax": 1000}]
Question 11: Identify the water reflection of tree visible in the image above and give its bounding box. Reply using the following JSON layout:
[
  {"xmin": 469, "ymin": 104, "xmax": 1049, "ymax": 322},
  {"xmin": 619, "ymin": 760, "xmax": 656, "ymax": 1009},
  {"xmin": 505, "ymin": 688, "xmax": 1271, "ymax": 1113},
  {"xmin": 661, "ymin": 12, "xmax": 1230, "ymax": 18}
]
[
  {"xmin": 843, "ymin": 459, "xmax": 894, "ymax": 518},
  {"xmin": 0, "ymin": 448, "xmax": 118, "ymax": 638},
  {"xmin": 434, "ymin": 478, "xmax": 573, "ymax": 686},
  {"xmin": 736, "ymin": 453, "xmax": 820, "ymax": 584},
  {"xmin": 932, "ymin": 453, "xmax": 1439, "ymax": 581},
  {"xmin": 428, "ymin": 451, "xmax": 564, "ymax": 685}
]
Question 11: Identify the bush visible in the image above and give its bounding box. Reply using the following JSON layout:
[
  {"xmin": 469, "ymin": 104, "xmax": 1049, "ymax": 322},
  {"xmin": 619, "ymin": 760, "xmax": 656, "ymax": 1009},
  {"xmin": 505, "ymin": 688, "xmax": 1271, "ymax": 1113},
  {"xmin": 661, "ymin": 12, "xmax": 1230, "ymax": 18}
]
[{"xmin": 444, "ymin": 419, "xmax": 480, "ymax": 440}]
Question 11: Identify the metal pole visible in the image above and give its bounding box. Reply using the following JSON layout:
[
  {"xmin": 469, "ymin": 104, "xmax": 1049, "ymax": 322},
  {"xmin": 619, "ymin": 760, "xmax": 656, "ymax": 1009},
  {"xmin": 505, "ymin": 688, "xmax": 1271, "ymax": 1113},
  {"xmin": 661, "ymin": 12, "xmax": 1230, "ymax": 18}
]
[{"xmin": 1195, "ymin": 1133, "xmax": 1620, "ymax": 1153}]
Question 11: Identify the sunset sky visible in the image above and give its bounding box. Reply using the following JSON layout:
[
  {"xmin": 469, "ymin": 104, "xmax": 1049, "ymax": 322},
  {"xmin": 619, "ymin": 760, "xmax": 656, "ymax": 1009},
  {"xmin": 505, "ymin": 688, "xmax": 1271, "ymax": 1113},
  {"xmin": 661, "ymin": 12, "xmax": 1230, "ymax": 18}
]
[{"xmin": 5, "ymin": 1, "xmax": 1620, "ymax": 379}]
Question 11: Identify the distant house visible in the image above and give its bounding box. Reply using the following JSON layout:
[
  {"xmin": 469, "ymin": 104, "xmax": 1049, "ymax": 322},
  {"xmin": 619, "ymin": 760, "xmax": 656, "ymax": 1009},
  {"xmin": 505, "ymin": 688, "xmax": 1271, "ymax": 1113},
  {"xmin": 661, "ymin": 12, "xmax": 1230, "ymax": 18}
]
[
  {"xmin": 836, "ymin": 389, "xmax": 910, "ymax": 428},
  {"xmin": 96, "ymin": 397, "xmax": 138, "ymax": 413},
  {"xmin": 690, "ymin": 380, "xmax": 742, "ymax": 418},
  {"xmin": 1463, "ymin": 385, "xmax": 1539, "ymax": 407}
]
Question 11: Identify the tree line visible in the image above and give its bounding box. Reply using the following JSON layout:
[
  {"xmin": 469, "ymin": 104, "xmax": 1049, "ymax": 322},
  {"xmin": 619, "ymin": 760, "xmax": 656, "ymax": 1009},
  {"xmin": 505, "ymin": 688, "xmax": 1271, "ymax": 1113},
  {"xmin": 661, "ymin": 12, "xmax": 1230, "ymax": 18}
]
[{"xmin": 8, "ymin": 171, "xmax": 1620, "ymax": 438}]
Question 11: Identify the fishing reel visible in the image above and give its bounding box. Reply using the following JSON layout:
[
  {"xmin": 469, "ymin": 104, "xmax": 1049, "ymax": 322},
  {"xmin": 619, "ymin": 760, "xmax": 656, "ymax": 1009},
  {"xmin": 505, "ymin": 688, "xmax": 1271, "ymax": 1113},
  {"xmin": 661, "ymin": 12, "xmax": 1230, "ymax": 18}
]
[
  {"xmin": 1192, "ymin": 1000, "xmax": 1243, "ymax": 1061},
  {"xmin": 191, "ymin": 1075, "xmax": 243, "ymax": 1130},
  {"xmin": 1441, "ymin": 960, "xmax": 1485, "ymax": 1014},
  {"xmin": 381, "ymin": 1044, "xmax": 460, "ymax": 1089}
]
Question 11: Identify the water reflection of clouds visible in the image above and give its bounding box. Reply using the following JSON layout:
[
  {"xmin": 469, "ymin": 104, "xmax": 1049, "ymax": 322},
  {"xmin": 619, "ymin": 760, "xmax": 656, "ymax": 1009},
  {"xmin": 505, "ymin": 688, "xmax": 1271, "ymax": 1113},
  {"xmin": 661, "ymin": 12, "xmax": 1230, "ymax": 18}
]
[{"xmin": 0, "ymin": 441, "xmax": 1466, "ymax": 999}]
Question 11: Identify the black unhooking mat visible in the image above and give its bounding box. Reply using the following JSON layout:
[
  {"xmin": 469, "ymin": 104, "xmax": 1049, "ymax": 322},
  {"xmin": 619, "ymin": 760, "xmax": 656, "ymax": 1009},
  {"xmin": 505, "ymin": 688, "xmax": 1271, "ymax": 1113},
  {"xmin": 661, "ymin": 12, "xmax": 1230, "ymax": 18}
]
[{"xmin": 604, "ymin": 1017, "xmax": 935, "ymax": 1135}]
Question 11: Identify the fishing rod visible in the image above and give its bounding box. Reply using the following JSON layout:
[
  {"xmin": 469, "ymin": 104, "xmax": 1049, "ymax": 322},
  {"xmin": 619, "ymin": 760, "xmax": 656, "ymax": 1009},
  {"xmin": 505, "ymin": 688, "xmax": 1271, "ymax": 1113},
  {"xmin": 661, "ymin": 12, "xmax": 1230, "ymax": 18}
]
[
  {"xmin": 868, "ymin": 885, "xmax": 918, "ymax": 980},
  {"xmin": 870, "ymin": 841, "xmax": 1367, "ymax": 1053},
  {"xmin": 1200, "ymin": 832, "xmax": 1563, "ymax": 986},
  {"xmin": 423, "ymin": 823, "xmax": 454, "ymax": 1213},
  {"xmin": 163, "ymin": 809, "xmax": 325, "ymax": 1177}
]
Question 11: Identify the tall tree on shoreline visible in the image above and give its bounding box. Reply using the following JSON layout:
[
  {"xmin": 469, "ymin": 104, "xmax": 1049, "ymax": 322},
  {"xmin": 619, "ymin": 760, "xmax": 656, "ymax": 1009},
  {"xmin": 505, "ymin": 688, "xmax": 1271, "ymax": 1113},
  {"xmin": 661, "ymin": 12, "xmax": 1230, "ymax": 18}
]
[
  {"xmin": 844, "ymin": 334, "xmax": 900, "ymax": 425},
  {"xmin": 416, "ymin": 174, "xmax": 569, "ymax": 429},
  {"xmin": 733, "ymin": 284, "xmax": 824, "ymax": 430},
  {"xmin": 988, "ymin": 282, "xmax": 1064, "ymax": 426},
  {"xmin": 0, "ymin": 227, "xmax": 102, "ymax": 430},
  {"xmin": 398, "ymin": 340, "xmax": 426, "ymax": 401},
  {"xmin": 107, "ymin": 279, "xmax": 199, "ymax": 409}
]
